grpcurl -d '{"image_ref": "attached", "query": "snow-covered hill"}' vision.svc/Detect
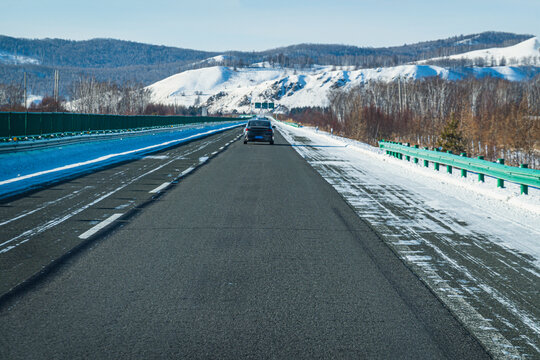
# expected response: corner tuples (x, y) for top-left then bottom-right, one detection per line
(419, 37), (540, 66)
(147, 63), (540, 113)
(147, 37), (540, 114)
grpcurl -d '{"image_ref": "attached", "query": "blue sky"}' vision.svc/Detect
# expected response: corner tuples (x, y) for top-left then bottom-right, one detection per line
(1, 0), (539, 51)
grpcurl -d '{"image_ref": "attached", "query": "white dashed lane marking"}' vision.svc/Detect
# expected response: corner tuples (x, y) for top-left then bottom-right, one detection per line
(79, 213), (123, 240)
(149, 182), (171, 194)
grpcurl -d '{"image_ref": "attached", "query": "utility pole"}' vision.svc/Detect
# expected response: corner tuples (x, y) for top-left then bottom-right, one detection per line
(23, 72), (27, 109)
(54, 70), (59, 103)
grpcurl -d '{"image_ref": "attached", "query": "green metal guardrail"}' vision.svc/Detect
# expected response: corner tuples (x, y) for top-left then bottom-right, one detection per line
(0, 112), (241, 139)
(275, 119), (300, 128)
(378, 140), (540, 195)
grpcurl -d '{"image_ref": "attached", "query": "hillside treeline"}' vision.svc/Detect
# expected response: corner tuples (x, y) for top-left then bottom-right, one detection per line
(0, 36), (214, 68)
(2, 32), (528, 70)
(256, 32), (533, 69)
(69, 77), (150, 114)
(0, 77), (203, 116)
(1, 32), (532, 97)
(291, 76), (540, 168)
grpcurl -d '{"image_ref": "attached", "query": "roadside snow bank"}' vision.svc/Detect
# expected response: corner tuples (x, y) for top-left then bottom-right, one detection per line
(276, 122), (540, 263)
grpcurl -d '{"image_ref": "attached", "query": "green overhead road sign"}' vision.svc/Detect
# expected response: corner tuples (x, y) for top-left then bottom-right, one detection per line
(254, 102), (275, 110)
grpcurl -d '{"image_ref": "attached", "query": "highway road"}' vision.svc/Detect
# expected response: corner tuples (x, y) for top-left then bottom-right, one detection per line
(0, 129), (490, 359)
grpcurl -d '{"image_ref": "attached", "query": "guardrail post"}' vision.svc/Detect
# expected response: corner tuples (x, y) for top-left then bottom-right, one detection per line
(446, 151), (453, 173)
(434, 148), (440, 171)
(405, 143), (411, 161)
(460, 153), (467, 177)
(497, 158), (505, 188)
(477, 156), (485, 182)
(381, 140), (388, 155)
(423, 147), (429, 167)
(414, 145), (419, 164)
(520, 164), (529, 195)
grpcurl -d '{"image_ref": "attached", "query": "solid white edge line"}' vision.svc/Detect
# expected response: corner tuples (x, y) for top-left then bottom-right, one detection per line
(149, 182), (171, 194)
(0, 123), (242, 186)
(79, 213), (123, 240)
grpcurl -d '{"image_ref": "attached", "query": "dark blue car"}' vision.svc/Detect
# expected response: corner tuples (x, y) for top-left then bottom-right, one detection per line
(243, 119), (274, 145)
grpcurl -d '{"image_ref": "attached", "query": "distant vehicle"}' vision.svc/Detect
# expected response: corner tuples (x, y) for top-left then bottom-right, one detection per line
(243, 118), (274, 145)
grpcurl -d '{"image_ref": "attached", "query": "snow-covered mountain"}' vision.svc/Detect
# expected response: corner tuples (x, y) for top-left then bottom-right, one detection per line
(419, 37), (540, 66)
(147, 38), (540, 114)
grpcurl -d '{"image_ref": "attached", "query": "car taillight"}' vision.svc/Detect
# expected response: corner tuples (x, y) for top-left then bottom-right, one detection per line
(245, 128), (249, 131)
(267, 129), (273, 132)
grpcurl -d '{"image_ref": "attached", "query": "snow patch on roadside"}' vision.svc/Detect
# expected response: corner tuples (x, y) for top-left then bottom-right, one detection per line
(275, 121), (540, 358)
(276, 122), (540, 264)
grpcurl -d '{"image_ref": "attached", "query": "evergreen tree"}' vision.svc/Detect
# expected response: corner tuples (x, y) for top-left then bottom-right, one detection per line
(437, 114), (466, 153)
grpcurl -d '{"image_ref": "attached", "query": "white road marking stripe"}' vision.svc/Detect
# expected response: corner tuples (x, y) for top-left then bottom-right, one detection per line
(0, 186), (91, 228)
(211, 151), (218, 155)
(0, 158), (178, 250)
(181, 166), (195, 177)
(149, 182), (170, 194)
(0, 128), (239, 252)
(78, 213), (123, 239)
(143, 155), (169, 160)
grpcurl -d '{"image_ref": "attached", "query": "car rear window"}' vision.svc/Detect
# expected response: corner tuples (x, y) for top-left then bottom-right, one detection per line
(248, 120), (271, 127)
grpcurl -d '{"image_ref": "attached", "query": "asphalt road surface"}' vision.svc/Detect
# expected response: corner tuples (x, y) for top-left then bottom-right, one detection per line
(0, 128), (240, 297)
(0, 130), (490, 359)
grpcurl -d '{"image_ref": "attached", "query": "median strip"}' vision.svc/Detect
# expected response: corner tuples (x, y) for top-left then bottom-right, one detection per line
(79, 213), (123, 240)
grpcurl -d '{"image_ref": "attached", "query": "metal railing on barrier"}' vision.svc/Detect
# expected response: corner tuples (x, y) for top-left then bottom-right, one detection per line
(0, 112), (241, 140)
(378, 140), (540, 195)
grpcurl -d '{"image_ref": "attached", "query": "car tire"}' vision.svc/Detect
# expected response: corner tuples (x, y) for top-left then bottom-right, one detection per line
(270, 140), (274, 145)
(244, 140), (247, 144)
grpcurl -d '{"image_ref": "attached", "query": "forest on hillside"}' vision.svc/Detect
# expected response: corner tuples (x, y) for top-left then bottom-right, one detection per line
(290, 75), (540, 168)
(0, 32), (533, 97)
(0, 76), (201, 116)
